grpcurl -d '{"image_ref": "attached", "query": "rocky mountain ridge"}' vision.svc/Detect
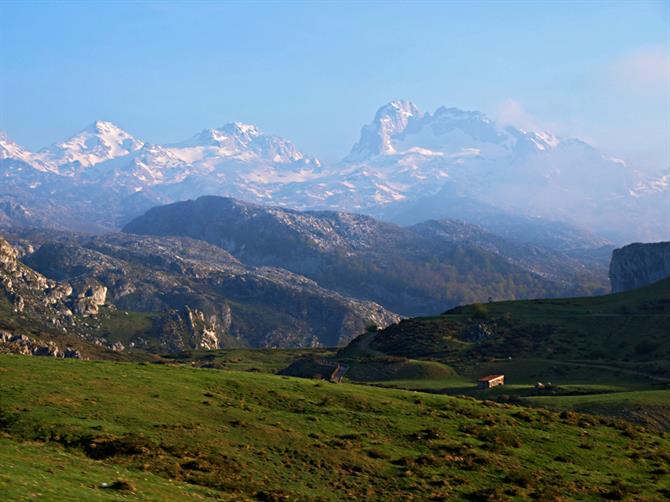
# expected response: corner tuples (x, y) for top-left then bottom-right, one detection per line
(123, 196), (609, 316)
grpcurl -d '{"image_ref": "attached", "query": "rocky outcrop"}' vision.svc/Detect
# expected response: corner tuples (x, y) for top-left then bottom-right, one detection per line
(184, 306), (221, 351)
(609, 241), (670, 293)
(0, 236), (74, 320)
(157, 307), (224, 353)
(0, 330), (83, 359)
(71, 279), (107, 316)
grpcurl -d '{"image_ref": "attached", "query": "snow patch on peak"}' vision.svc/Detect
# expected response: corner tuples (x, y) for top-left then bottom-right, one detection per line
(527, 131), (560, 151)
(607, 157), (627, 167)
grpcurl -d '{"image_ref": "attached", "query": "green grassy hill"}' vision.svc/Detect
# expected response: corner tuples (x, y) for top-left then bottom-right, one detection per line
(366, 276), (670, 365)
(278, 278), (669, 430)
(1, 355), (669, 501)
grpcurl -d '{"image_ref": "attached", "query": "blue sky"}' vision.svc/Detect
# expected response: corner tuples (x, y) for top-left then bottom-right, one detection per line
(1, 1), (668, 168)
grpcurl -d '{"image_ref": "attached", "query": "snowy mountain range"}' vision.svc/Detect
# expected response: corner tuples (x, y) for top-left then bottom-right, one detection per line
(0, 100), (667, 245)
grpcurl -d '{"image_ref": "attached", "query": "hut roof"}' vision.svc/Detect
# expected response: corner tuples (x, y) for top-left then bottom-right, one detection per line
(478, 374), (504, 382)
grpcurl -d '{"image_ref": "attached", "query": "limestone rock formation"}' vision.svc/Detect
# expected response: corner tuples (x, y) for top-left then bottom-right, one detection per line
(0, 236), (74, 320)
(0, 330), (83, 359)
(71, 279), (108, 316)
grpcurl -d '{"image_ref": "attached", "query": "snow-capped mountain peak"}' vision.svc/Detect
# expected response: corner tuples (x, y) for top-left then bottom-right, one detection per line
(40, 120), (144, 171)
(1, 103), (665, 243)
(0, 132), (31, 161)
(188, 122), (261, 147)
(346, 101), (563, 162)
(222, 122), (262, 138)
(374, 100), (422, 124)
(88, 119), (124, 132)
(0, 132), (59, 173)
(178, 122), (318, 166)
(348, 100), (422, 159)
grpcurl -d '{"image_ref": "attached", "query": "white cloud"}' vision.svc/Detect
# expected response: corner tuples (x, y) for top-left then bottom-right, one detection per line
(610, 46), (670, 94)
(493, 99), (593, 145)
(494, 99), (566, 135)
(494, 98), (541, 131)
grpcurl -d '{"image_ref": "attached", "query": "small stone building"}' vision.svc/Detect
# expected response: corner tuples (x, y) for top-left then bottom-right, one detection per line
(477, 374), (505, 389)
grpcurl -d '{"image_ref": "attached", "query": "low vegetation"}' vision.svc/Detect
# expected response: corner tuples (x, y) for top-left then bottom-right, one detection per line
(1, 356), (669, 500)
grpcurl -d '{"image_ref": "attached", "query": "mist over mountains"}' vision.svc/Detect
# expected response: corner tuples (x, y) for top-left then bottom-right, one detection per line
(1, 101), (667, 245)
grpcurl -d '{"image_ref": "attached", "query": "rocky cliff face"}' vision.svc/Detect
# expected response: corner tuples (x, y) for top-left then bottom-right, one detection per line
(610, 241), (670, 293)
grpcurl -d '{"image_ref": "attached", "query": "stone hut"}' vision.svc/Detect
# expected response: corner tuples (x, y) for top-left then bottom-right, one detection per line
(477, 374), (505, 389)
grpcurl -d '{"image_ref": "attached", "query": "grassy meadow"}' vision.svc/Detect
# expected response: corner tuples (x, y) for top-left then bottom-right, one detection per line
(1, 355), (670, 501)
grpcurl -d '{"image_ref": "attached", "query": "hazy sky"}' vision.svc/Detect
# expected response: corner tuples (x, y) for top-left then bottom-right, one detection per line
(1, 1), (668, 168)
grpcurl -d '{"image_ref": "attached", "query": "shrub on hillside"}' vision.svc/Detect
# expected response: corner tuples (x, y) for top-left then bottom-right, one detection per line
(471, 303), (489, 319)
